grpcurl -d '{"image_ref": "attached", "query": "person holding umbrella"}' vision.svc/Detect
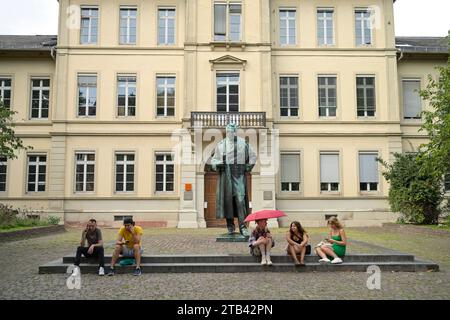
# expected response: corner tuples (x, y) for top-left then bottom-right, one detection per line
(248, 219), (274, 265)
(245, 209), (287, 265)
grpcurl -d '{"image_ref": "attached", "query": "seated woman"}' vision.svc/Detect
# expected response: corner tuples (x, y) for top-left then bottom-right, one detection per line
(315, 217), (347, 264)
(286, 221), (309, 266)
(248, 219), (275, 265)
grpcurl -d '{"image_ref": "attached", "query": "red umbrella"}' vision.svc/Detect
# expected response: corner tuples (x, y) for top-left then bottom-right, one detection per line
(244, 209), (287, 222)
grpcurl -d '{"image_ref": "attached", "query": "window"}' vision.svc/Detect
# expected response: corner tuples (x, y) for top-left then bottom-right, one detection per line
(0, 78), (11, 109)
(77, 75), (97, 117)
(356, 76), (376, 117)
(281, 154), (300, 192)
(317, 9), (334, 46)
(80, 7), (98, 44)
(0, 156), (6, 192)
(214, 2), (241, 41)
(279, 9), (296, 45)
(445, 169), (450, 192)
(318, 76), (337, 117)
(320, 153), (339, 192)
(120, 7), (137, 44)
(359, 152), (379, 191)
(217, 73), (239, 112)
(402, 80), (422, 119)
(115, 153), (135, 192)
(155, 153), (174, 192)
(280, 76), (299, 117)
(27, 155), (46, 192)
(156, 76), (175, 117)
(30, 79), (50, 119)
(117, 75), (136, 117)
(158, 8), (176, 45)
(75, 153), (95, 192)
(355, 9), (372, 46)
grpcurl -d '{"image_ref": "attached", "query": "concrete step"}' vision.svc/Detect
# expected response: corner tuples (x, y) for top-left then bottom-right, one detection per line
(39, 259), (439, 274)
(62, 253), (415, 264)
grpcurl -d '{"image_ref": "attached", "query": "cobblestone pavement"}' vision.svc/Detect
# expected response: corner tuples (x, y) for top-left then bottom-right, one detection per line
(0, 227), (449, 300)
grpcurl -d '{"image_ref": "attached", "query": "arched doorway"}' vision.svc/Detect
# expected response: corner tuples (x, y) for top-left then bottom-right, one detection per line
(204, 164), (252, 227)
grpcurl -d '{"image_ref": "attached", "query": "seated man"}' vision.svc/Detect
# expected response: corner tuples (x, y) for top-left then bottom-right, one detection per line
(73, 219), (105, 276)
(108, 217), (143, 276)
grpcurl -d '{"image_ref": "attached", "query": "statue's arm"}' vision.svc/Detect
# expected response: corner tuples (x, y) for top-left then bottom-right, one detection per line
(211, 144), (223, 172)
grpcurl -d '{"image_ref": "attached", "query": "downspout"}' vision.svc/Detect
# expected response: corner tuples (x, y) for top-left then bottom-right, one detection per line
(397, 48), (404, 62)
(50, 46), (56, 61)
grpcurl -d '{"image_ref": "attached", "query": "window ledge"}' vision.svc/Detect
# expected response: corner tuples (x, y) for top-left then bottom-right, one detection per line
(210, 41), (246, 49)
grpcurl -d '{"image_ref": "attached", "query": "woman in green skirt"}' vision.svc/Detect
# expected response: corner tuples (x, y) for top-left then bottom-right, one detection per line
(315, 217), (347, 264)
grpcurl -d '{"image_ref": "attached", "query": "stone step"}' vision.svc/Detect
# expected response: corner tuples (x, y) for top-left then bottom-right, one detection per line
(39, 259), (439, 274)
(62, 254), (415, 264)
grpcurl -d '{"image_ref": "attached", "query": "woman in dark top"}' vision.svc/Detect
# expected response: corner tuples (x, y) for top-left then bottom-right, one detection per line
(286, 221), (309, 266)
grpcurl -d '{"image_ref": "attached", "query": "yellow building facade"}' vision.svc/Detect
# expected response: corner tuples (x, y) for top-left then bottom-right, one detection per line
(0, 0), (447, 227)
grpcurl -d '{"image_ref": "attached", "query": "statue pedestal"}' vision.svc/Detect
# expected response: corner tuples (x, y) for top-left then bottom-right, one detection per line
(216, 232), (249, 242)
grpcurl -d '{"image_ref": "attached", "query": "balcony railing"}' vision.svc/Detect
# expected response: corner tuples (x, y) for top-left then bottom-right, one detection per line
(191, 112), (266, 128)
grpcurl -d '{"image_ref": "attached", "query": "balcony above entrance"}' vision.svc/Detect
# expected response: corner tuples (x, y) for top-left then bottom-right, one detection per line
(191, 112), (266, 128)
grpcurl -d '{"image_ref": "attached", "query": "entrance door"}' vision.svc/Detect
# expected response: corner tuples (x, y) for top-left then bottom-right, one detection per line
(204, 171), (252, 228)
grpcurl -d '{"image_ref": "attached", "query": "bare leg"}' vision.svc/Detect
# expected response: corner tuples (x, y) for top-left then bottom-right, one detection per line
(299, 245), (306, 264)
(110, 244), (122, 268)
(320, 246), (338, 259)
(133, 244), (141, 268)
(315, 247), (328, 259)
(265, 238), (273, 265)
(288, 244), (301, 264)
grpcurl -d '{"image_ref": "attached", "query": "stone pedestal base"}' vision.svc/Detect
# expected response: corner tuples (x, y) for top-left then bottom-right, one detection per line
(216, 232), (249, 242)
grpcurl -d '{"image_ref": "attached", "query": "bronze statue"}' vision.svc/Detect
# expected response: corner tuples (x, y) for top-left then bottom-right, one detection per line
(211, 123), (256, 236)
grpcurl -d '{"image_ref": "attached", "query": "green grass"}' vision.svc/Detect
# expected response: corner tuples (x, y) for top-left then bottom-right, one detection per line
(0, 225), (52, 233)
(0, 218), (54, 232)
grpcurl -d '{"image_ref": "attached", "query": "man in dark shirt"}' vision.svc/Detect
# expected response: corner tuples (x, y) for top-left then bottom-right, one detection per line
(73, 219), (105, 276)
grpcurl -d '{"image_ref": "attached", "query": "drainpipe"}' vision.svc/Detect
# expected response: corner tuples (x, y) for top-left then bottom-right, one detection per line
(50, 46), (56, 61)
(397, 48), (404, 62)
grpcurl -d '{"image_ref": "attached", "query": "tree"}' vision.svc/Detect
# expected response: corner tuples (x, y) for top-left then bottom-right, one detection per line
(0, 100), (31, 159)
(378, 153), (443, 224)
(418, 49), (450, 181)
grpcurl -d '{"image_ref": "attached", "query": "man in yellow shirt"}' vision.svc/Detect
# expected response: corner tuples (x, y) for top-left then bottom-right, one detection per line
(108, 218), (143, 276)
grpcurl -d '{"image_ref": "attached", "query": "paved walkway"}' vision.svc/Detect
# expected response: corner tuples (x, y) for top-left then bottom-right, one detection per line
(0, 227), (449, 299)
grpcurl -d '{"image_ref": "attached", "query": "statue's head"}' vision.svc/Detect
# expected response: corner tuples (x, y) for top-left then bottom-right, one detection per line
(226, 123), (238, 137)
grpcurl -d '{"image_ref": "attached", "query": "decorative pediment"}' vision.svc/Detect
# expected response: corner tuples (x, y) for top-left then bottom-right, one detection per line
(209, 55), (247, 70)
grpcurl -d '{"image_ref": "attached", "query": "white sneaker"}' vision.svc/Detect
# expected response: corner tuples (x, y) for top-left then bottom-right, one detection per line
(71, 266), (80, 276)
(98, 267), (105, 276)
(318, 258), (331, 264)
(331, 257), (343, 264)
(261, 256), (267, 265)
(266, 256), (273, 266)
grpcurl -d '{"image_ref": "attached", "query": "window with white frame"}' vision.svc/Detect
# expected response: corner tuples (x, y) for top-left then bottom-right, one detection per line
(281, 153), (300, 192)
(0, 78), (12, 109)
(115, 153), (135, 192)
(77, 75), (97, 117)
(279, 9), (296, 45)
(402, 79), (422, 119)
(217, 73), (239, 112)
(120, 7), (137, 44)
(318, 76), (337, 117)
(155, 153), (174, 192)
(30, 79), (50, 119)
(317, 9), (334, 46)
(445, 169), (450, 192)
(75, 153), (95, 192)
(355, 9), (372, 46)
(214, 2), (241, 42)
(80, 7), (98, 44)
(156, 76), (175, 117)
(117, 75), (136, 117)
(359, 152), (379, 191)
(27, 155), (46, 192)
(320, 153), (339, 192)
(356, 76), (376, 117)
(0, 156), (7, 192)
(280, 76), (299, 117)
(158, 8), (176, 45)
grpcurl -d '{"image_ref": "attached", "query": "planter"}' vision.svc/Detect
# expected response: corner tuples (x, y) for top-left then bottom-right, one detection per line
(0, 225), (66, 241)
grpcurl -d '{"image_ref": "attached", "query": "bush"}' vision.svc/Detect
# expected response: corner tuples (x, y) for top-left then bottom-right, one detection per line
(378, 153), (444, 225)
(0, 204), (53, 229)
(46, 216), (61, 225)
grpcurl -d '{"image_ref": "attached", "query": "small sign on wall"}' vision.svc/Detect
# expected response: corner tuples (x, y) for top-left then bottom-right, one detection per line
(204, 202), (208, 209)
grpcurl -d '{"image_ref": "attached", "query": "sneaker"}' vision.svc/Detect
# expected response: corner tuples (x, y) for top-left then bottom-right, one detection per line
(133, 267), (142, 276)
(331, 257), (343, 264)
(98, 267), (105, 276)
(260, 256), (267, 265)
(107, 267), (115, 276)
(318, 258), (331, 264)
(71, 266), (80, 276)
(266, 257), (273, 266)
